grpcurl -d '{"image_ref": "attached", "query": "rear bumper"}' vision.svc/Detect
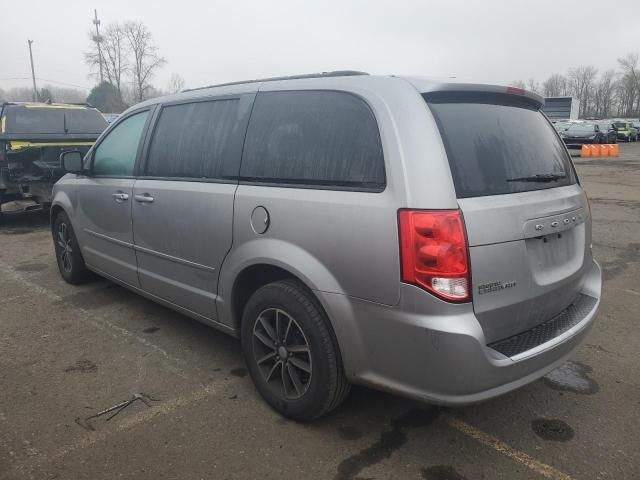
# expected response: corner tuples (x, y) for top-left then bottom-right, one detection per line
(318, 259), (601, 406)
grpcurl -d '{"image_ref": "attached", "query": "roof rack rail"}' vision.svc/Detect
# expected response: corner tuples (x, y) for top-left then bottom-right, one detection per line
(184, 70), (369, 93)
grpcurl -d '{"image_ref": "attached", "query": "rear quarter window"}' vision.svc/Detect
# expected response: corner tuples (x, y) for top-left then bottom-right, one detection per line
(240, 90), (385, 191)
(424, 92), (577, 198)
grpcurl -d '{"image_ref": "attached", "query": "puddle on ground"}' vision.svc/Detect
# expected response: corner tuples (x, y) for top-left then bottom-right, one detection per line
(334, 408), (440, 480)
(338, 425), (363, 441)
(531, 418), (574, 442)
(230, 367), (247, 377)
(14, 263), (48, 272)
(543, 361), (599, 394)
(0, 228), (34, 235)
(64, 359), (98, 373)
(421, 465), (467, 480)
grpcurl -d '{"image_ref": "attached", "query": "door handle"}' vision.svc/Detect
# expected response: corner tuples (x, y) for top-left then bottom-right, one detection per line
(112, 192), (129, 202)
(134, 194), (154, 203)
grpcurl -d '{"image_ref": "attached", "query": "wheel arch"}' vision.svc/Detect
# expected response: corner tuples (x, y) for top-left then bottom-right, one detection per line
(49, 192), (74, 229)
(218, 239), (347, 330)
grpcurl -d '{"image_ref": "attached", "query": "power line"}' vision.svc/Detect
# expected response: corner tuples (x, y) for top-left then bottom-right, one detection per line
(0, 77), (91, 90)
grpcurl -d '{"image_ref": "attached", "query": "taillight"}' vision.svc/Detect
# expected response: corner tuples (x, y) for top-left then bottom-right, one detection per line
(398, 209), (471, 302)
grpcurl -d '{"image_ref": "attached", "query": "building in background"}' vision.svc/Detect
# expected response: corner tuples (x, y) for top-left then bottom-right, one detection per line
(542, 96), (580, 120)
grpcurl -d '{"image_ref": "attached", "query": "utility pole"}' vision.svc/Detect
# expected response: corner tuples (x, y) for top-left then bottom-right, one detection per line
(93, 9), (104, 83)
(27, 40), (38, 102)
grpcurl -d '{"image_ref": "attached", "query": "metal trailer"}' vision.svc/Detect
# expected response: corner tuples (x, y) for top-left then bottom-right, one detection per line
(542, 96), (580, 120)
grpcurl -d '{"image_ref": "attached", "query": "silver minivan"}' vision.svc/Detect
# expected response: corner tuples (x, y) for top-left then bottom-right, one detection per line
(52, 72), (601, 420)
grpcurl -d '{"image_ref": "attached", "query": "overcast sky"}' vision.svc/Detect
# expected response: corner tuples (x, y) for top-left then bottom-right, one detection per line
(2, 0), (639, 93)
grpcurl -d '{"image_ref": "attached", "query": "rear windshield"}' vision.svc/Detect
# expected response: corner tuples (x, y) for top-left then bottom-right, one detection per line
(567, 124), (595, 132)
(2, 105), (108, 135)
(424, 92), (576, 198)
(613, 122), (628, 128)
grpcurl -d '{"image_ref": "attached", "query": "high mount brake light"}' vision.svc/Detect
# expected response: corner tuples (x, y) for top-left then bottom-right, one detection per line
(398, 209), (471, 302)
(506, 87), (526, 96)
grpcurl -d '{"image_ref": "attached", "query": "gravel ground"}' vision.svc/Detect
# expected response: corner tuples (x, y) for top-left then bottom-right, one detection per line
(1, 144), (639, 480)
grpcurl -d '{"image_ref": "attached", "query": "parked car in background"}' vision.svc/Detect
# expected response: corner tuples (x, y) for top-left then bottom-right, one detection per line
(0, 102), (108, 217)
(594, 122), (618, 143)
(52, 73), (601, 420)
(552, 120), (570, 133)
(559, 122), (608, 147)
(102, 113), (120, 124)
(613, 121), (638, 142)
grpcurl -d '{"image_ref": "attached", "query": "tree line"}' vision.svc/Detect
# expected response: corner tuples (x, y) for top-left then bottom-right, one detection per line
(84, 20), (184, 112)
(512, 53), (640, 119)
(0, 20), (183, 113)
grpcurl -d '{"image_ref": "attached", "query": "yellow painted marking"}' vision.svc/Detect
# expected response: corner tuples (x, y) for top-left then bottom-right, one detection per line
(23, 103), (86, 109)
(8, 141), (95, 151)
(447, 417), (574, 480)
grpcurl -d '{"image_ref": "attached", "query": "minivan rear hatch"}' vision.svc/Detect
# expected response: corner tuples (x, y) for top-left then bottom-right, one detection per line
(424, 91), (592, 345)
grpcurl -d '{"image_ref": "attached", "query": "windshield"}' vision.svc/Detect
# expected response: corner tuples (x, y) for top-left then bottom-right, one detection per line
(613, 122), (628, 129)
(424, 92), (576, 198)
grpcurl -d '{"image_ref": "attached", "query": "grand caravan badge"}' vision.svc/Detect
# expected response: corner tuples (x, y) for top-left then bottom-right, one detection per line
(478, 280), (517, 295)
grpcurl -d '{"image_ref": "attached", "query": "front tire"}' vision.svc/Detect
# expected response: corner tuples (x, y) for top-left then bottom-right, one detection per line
(52, 211), (92, 284)
(241, 280), (350, 421)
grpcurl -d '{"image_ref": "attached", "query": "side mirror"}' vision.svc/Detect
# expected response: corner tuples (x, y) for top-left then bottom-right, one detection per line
(60, 150), (84, 174)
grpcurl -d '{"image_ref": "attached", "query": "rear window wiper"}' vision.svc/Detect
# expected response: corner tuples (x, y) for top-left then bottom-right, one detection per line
(506, 173), (567, 183)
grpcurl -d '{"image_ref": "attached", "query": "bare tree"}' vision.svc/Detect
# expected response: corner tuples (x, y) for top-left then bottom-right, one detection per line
(102, 23), (128, 94)
(568, 66), (598, 117)
(526, 78), (541, 94)
(85, 22), (129, 94)
(167, 73), (185, 94)
(542, 74), (568, 97)
(592, 70), (618, 118)
(123, 21), (166, 102)
(617, 53), (639, 116)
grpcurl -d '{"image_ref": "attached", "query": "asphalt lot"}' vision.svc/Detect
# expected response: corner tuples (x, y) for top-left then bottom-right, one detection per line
(1, 145), (639, 480)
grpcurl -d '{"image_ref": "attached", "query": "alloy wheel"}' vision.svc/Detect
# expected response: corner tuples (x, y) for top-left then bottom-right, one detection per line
(57, 222), (73, 273)
(252, 308), (312, 400)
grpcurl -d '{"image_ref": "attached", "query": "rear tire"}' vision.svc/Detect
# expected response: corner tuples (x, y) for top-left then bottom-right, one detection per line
(241, 279), (350, 421)
(52, 211), (92, 284)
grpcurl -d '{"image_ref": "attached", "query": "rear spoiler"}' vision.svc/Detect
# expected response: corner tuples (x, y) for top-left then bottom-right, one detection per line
(424, 84), (543, 109)
(401, 78), (544, 109)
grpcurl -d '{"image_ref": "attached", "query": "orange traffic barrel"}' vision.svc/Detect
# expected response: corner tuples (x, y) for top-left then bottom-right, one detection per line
(599, 144), (609, 157)
(581, 145), (591, 157)
(611, 144), (619, 157)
